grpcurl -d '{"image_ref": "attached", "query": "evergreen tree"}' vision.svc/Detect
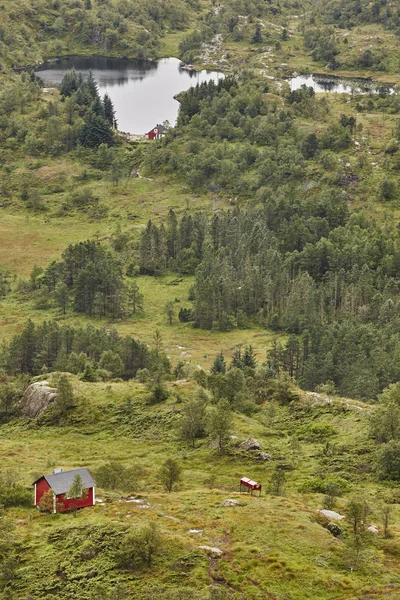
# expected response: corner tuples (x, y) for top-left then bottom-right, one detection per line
(60, 69), (79, 97)
(52, 374), (74, 423)
(80, 112), (114, 148)
(103, 93), (117, 128)
(230, 348), (243, 370)
(126, 282), (144, 315)
(211, 352), (226, 374)
(86, 70), (99, 100)
(243, 345), (257, 369)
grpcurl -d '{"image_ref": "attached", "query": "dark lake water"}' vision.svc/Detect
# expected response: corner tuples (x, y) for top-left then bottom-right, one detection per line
(35, 56), (224, 134)
(289, 74), (395, 95)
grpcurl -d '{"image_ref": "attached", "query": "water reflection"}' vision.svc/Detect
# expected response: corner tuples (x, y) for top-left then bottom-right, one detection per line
(288, 74), (394, 95)
(36, 57), (223, 133)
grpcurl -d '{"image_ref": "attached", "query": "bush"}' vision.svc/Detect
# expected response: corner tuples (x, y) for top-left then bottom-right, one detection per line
(116, 522), (162, 569)
(147, 383), (169, 405)
(0, 485), (32, 508)
(376, 440), (400, 480)
(94, 462), (144, 491)
(379, 178), (397, 201)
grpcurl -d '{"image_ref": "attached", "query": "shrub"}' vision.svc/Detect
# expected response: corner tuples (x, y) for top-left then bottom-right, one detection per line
(0, 485), (32, 508)
(379, 178), (397, 201)
(116, 522), (162, 569)
(376, 440), (400, 480)
(94, 462), (144, 491)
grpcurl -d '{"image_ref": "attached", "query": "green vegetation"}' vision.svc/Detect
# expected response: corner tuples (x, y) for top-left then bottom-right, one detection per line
(4, 0), (400, 598)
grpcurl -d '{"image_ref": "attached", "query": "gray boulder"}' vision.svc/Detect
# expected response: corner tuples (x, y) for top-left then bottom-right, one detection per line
(20, 381), (57, 418)
(258, 452), (273, 461)
(239, 438), (262, 451)
(221, 499), (240, 507)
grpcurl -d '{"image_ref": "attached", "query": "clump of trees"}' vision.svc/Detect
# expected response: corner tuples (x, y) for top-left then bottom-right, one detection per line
(29, 239), (143, 319)
(1, 319), (153, 379)
(95, 462), (145, 492)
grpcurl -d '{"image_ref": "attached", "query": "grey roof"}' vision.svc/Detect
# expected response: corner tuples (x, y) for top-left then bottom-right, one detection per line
(34, 468), (95, 495)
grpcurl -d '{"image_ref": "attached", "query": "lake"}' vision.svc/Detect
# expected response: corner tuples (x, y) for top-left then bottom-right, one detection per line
(35, 56), (224, 134)
(289, 74), (395, 95)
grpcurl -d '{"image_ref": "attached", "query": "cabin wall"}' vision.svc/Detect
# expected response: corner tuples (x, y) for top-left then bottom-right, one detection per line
(35, 478), (51, 507)
(56, 487), (94, 512)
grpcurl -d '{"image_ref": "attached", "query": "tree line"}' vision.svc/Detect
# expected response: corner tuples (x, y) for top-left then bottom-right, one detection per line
(1, 319), (153, 379)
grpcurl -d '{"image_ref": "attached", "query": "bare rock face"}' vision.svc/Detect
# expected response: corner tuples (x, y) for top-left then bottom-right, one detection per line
(319, 509), (344, 521)
(20, 381), (57, 418)
(238, 438), (262, 451)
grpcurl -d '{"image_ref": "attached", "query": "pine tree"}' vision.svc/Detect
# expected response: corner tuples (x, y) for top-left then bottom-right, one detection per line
(103, 93), (117, 128)
(126, 281), (144, 315)
(19, 319), (37, 374)
(80, 112), (114, 148)
(243, 345), (257, 369)
(86, 70), (99, 100)
(60, 69), (79, 97)
(211, 351), (226, 374)
(52, 374), (74, 423)
(230, 348), (243, 370)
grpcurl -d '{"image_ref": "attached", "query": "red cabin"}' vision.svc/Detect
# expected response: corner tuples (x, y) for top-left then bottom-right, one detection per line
(240, 477), (262, 496)
(33, 468), (96, 513)
(146, 124), (167, 140)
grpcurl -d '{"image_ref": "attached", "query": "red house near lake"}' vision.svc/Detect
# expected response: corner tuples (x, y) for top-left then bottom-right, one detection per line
(33, 468), (96, 513)
(146, 124), (167, 140)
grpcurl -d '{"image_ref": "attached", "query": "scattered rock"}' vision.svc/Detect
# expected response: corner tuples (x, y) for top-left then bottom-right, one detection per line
(208, 438), (221, 449)
(368, 524), (379, 534)
(319, 509), (344, 521)
(239, 438), (262, 451)
(326, 522), (342, 537)
(221, 499), (240, 507)
(188, 529), (203, 535)
(199, 545), (223, 557)
(160, 513), (181, 522)
(258, 452), (273, 461)
(120, 497), (150, 508)
(20, 381), (57, 418)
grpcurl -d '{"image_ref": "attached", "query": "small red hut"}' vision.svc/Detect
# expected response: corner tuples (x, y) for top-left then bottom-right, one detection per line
(33, 468), (96, 513)
(146, 124), (167, 140)
(240, 477), (262, 496)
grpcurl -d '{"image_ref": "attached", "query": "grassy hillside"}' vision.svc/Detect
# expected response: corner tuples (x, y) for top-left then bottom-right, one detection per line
(3, 375), (400, 600)
(3, 0), (400, 599)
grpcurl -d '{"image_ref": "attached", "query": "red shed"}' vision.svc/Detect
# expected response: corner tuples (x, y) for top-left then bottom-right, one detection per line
(33, 468), (96, 513)
(240, 477), (262, 496)
(146, 124), (167, 140)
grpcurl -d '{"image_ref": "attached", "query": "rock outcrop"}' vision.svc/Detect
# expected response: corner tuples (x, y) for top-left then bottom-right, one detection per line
(319, 509), (344, 521)
(238, 438), (262, 451)
(20, 381), (57, 418)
